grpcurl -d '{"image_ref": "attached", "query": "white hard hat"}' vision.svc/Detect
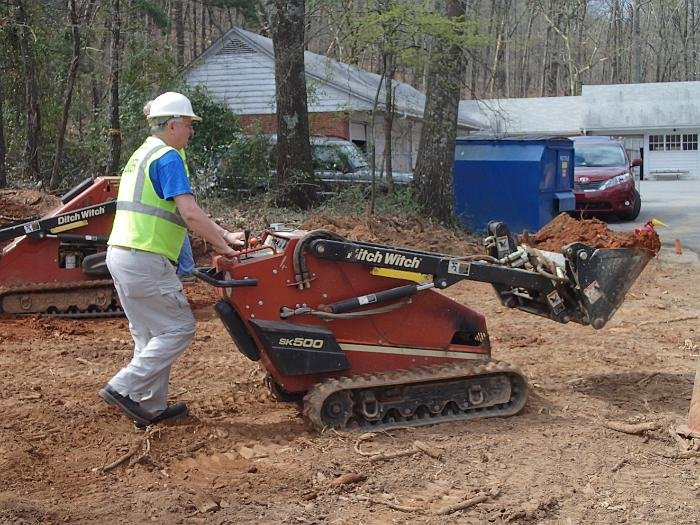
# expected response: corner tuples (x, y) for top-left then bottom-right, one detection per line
(147, 92), (202, 122)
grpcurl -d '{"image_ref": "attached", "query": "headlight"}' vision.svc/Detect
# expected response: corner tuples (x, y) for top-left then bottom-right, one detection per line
(599, 172), (632, 190)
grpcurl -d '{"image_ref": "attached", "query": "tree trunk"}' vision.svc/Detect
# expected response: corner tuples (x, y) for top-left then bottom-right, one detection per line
(610, 0), (622, 84)
(575, 0), (588, 88)
(271, 0), (315, 208)
(201, 2), (206, 55)
(546, 3), (561, 95)
(49, 0), (82, 190)
(539, 3), (552, 96)
(631, 0), (641, 83)
(15, 0), (41, 182)
(691, 0), (697, 80)
(368, 70), (385, 215)
(683, 0), (690, 79)
(206, 5), (224, 39)
(383, 51), (396, 191)
(487, 0), (507, 97)
(174, 0), (185, 68)
(105, 0), (121, 177)
(0, 77), (6, 188)
(519, 4), (535, 97)
(413, 0), (465, 225)
(192, 0), (198, 59)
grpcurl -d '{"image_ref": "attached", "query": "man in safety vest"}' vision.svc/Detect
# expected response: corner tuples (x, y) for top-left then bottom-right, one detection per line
(143, 98), (196, 282)
(99, 91), (244, 428)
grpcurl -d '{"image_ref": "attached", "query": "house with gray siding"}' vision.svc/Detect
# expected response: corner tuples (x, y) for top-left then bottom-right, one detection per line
(184, 26), (483, 174)
(460, 81), (700, 179)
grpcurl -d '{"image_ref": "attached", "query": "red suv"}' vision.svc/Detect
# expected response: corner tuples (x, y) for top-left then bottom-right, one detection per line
(571, 136), (642, 221)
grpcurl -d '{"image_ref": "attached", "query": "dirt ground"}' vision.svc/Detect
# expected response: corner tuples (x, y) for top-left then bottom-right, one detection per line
(1, 203), (699, 524)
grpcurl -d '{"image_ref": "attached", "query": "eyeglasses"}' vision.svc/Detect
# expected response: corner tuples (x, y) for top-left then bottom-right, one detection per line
(157, 118), (194, 130)
(171, 118), (194, 130)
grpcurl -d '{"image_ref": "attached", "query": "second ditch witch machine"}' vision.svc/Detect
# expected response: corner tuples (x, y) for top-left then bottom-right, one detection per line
(0, 177), (121, 317)
(195, 223), (652, 432)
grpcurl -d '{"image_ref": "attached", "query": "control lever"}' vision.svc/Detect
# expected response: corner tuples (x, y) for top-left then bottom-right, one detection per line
(244, 229), (251, 250)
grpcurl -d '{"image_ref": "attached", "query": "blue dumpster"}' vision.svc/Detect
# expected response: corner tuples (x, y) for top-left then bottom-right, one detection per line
(453, 136), (575, 233)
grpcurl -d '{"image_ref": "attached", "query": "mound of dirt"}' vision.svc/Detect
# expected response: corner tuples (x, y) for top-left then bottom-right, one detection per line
(192, 213), (485, 264)
(526, 213), (661, 255)
(198, 212), (660, 264)
(300, 213), (482, 255)
(0, 189), (61, 225)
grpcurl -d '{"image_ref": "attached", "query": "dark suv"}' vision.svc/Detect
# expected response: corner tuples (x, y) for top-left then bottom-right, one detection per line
(202, 135), (412, 197)
(306, 136), (413, 188)
(571, 136), (642, 221)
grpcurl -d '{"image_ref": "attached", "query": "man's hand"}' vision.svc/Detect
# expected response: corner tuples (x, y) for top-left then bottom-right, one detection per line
(224, 231), (246, 247)
(174, 193), (242, 256)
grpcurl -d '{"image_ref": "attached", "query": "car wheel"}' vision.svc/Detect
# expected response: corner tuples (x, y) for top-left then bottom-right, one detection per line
(617, 189), (641, 221)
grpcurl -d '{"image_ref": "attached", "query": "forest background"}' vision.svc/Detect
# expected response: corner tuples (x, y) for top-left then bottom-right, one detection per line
(0, 0), (698, 197)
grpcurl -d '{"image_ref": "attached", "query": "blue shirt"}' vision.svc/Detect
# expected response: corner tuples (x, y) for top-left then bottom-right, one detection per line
(149, 149), (192, 200)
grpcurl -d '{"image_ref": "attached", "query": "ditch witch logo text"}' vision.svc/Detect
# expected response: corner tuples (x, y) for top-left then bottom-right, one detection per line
(347, 247), (422, 269)
(57, 205), (107, 225)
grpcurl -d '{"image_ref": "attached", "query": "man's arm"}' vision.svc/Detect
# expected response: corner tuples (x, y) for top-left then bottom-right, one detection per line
(173, 193), (243, 256)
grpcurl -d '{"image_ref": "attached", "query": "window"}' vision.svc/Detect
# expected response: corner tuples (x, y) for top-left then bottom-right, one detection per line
(648, 133), (699, 151)
(667, 134), (681, 151)
(649, 135), (664, 151)
(574, 143), (626, 167)
(683, 134), (698, 151)
(312, 145), (348, 172)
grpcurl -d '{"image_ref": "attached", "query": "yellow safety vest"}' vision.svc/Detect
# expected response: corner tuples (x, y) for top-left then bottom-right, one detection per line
(109, 136), (188, 261)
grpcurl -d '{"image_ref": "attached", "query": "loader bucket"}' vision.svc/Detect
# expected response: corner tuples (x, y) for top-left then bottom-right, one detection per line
(563, 242), (653, 329)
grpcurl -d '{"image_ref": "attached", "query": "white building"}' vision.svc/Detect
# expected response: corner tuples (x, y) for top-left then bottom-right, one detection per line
(460, 81), (700, 179)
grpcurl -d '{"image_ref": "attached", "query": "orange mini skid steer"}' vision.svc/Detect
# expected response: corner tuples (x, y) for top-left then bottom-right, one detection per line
(0, 177), (121, 317)
(195, 223), (652, 431)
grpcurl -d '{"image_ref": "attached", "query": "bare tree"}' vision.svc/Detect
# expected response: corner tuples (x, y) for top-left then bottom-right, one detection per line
(0, 76), (6, 189)
(271, 0), (316, 208)
(377, 0), (399, 193)
(201, 2), (207, 54)
(413, 0), (465, 224)
(105, 0), (121, 177)
(50, 0), (94, 190)
(14, 0), (41, 182)
(174, 0), (185, 67)
(535, 0), (607, 96)
(691, 0), (698, 80)
(486, 0), (508, 97)
(631, 0), (642, 83)
(518, 3), (536, 97)
(383, 51), (396, 191)
(607, 0), (623, 83)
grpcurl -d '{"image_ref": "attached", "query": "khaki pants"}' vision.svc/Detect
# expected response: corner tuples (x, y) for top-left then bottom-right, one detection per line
(105, 245), (196, 416)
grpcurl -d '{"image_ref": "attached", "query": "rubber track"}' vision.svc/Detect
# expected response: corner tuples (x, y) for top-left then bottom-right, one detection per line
(0, 279), (123, 318)
(302, 360), (527, 432)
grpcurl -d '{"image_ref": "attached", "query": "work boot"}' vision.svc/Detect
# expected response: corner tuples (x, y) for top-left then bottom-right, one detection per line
(98, 384), (152, 427)
(133, 401), (188, 431)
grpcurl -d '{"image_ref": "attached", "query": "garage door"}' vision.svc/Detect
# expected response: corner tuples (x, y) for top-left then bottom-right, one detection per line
(646, 133), (699, 179)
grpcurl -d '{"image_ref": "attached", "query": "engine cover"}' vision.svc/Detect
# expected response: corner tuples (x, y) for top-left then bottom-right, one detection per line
(249, 319), (350, 375)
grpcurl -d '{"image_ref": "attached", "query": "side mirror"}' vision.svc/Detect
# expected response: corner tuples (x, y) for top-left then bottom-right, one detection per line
(631, 158), (643, 167)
